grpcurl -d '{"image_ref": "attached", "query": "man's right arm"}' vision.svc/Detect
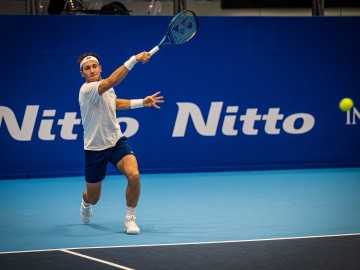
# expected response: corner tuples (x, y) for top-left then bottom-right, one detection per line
(98, 65), (129, 95)
(98, 51), (151, 95)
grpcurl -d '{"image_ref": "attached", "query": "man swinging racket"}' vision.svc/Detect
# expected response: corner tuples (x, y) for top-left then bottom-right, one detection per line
(78, 51), (164, 234)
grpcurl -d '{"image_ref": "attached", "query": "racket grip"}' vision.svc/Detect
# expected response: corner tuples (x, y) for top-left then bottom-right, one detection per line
(149, 46), (159, 56)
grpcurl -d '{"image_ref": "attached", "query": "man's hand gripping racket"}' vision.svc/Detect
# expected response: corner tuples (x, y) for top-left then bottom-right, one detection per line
(149, 10), (199, 56)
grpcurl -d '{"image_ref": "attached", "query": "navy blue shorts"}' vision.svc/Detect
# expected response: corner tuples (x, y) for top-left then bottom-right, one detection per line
(84, 136), (134, 183)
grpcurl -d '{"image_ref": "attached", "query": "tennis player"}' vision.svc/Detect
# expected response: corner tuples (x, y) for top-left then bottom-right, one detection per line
(78, 52), (164, 234)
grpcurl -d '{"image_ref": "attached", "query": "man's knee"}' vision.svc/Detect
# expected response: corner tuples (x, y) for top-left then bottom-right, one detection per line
(127, 170), (140, 186)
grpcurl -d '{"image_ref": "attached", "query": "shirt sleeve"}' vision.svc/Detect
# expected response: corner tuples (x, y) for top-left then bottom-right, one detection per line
(80, 81), (101, 105)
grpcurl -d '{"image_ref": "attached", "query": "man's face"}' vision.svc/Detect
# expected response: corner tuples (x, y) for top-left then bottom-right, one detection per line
(80, 60), (102, 82)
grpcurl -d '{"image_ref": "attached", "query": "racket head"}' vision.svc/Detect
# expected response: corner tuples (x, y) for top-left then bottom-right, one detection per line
(167, 10), (198, 45)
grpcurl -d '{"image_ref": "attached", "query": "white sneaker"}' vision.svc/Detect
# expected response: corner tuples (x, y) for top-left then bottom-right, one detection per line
(80, 200), (92, 224)
(124, 216), (140, 235)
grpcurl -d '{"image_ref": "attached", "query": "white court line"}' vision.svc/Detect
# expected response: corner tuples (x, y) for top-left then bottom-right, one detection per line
(60, 249), (135, 270)
(64, 232), (360, 251)
(1, 232), (360, 254)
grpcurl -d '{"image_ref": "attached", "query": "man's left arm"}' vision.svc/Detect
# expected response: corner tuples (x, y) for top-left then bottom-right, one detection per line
(116, 99), (131, 110)
(116, 91), (164, 110)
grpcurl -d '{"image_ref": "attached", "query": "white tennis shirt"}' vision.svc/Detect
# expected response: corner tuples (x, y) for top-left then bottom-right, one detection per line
(79, 81), (122, 151)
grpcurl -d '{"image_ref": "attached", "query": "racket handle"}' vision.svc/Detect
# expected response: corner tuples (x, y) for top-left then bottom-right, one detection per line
(149, 46), (159, 56)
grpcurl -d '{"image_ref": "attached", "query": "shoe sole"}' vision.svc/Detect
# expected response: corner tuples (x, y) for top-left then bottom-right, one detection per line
(124, 228), (140, 235)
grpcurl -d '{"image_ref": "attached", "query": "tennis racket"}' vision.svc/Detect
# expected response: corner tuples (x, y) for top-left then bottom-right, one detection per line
(149, 10), (199, 56)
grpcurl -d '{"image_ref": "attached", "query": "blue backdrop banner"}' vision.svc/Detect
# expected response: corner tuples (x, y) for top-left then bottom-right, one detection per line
(0, 15), (359, 179)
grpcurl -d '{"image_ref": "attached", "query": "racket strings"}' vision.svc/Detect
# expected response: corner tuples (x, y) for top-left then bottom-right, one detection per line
(169, 12), (198, 44)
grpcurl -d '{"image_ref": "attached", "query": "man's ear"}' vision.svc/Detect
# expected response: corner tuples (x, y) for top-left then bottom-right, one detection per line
(80, 70), (85, 77)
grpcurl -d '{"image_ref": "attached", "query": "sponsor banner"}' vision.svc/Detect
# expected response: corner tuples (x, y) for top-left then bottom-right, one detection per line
(0, 16), (359, 179)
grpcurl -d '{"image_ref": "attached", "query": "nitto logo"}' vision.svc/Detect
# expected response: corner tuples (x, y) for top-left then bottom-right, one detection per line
(172, 102), (315, 137)
(0, 105), (139, 141)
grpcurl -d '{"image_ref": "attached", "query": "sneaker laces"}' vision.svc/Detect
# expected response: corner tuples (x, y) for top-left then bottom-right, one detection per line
(126, 216), (136, 223)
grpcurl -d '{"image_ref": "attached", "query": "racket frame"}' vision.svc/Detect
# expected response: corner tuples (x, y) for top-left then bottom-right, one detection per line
(149, 9), (198, 56)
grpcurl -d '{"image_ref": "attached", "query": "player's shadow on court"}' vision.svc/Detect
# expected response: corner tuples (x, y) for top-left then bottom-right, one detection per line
(86, 223), (117, 232)
(49, 223), (119, 236)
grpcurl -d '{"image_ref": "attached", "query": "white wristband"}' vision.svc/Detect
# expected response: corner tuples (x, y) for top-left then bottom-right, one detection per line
(130, 99), (144, 109)
(124, 55), (138, 71)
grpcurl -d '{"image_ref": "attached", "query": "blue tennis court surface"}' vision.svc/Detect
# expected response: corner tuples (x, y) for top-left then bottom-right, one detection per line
(1, 167), (359, 253)
(0, 168), (360, 269)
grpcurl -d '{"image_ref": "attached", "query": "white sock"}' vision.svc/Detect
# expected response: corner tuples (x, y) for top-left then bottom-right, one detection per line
(82, 198), (90, 207)
(126, 206), (136, 220)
